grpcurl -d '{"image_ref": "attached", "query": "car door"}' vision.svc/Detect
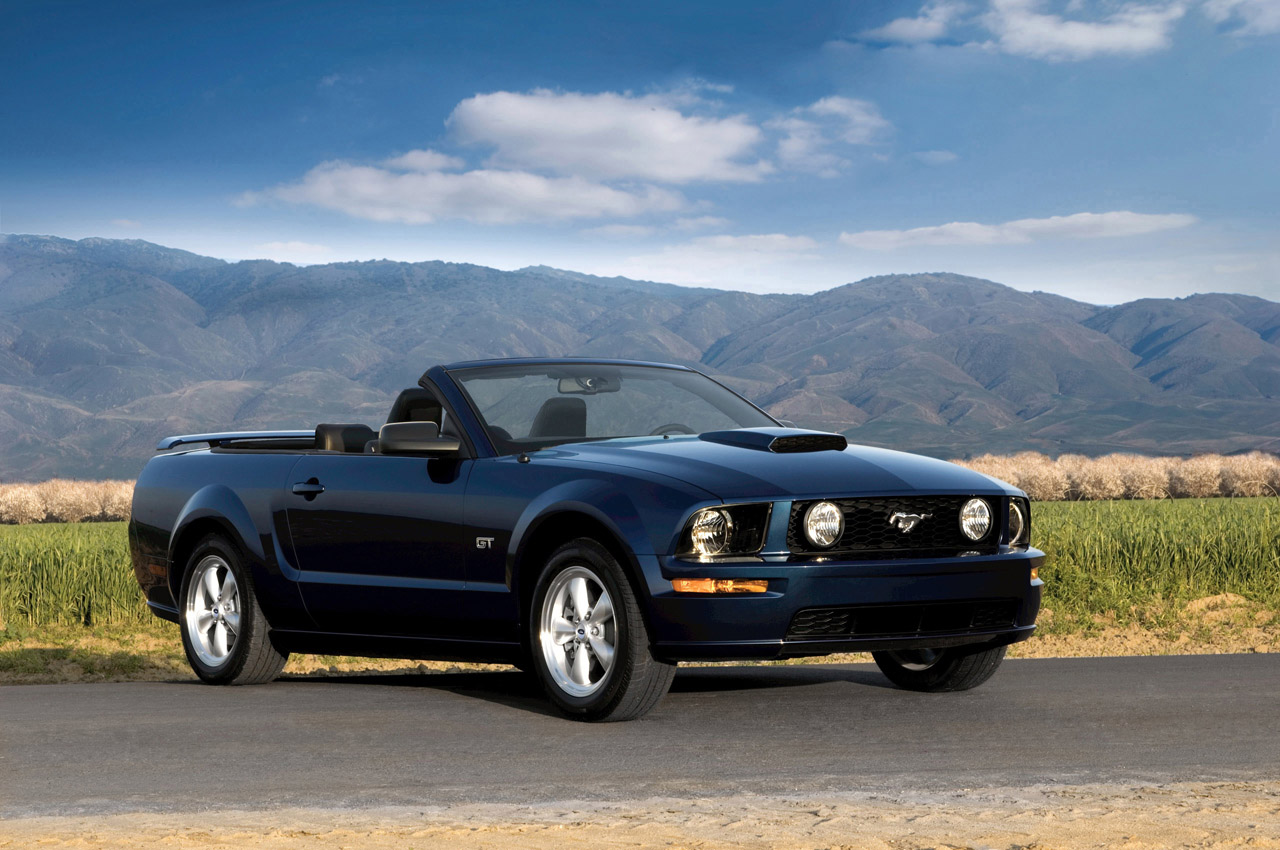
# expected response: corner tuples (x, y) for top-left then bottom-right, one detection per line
(284, 451), (473, 636)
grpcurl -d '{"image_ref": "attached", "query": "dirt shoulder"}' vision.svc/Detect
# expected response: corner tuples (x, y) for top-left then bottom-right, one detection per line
(2, 593), (1277, 685)
(3, 782), (1279, 850)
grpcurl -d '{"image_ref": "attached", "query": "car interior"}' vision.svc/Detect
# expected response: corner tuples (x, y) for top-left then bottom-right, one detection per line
(313, 387), (463, 454)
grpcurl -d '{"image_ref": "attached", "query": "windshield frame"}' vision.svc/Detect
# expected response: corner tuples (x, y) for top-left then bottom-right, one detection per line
(445, 361), (779, 455)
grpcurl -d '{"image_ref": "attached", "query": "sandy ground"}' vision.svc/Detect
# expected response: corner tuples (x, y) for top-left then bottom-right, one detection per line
(2, 782), (1279, 849)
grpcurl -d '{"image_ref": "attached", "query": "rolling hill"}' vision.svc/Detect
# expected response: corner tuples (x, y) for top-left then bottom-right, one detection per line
(1, 233), (1276, 480)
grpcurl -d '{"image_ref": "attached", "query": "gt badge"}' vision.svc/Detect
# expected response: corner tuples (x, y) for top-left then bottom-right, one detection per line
(475, 537), (495, 549)
(888, 512), (931, 533)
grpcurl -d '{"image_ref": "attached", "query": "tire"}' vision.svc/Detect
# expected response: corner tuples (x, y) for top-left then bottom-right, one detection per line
(179, 534), (289, 685)
(872, 644), (1007, 692)
(529, 538), (675, 721)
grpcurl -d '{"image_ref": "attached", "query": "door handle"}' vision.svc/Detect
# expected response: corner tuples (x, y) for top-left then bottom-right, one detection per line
(291, 479), (325, 498)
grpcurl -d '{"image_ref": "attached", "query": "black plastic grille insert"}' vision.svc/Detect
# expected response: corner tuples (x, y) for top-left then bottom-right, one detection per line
(788, 495), (998, 557)
(787, 599), (1020, 639)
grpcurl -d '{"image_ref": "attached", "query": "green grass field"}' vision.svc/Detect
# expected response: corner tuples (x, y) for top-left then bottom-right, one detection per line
(2, 498), (1279, 634)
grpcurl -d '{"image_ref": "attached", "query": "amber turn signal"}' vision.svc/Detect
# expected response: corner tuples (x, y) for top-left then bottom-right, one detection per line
(1030, 566), (1039, 581)
(672, 578), (769, 594)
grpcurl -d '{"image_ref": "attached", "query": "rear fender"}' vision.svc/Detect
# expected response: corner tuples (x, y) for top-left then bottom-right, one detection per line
(168, 485), (309, 629)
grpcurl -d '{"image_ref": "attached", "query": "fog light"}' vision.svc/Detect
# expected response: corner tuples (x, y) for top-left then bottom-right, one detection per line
(803, 501), (844, 549)
(672, 578), (769, 594)
(959, 498), (992, 541)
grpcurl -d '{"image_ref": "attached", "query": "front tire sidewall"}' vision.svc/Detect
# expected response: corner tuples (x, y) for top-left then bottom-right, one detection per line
(529, 540), (637, 719)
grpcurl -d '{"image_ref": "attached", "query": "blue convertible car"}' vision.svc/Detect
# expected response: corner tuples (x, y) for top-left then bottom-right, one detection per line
(130, 358), (1043, 720)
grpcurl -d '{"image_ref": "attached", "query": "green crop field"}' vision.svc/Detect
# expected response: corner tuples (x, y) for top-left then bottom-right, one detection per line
(0, 522), (145, 628)
(2, 499), (1279, 633)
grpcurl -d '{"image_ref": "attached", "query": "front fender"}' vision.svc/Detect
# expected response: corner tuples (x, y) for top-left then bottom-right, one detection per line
(508, 479), (651, 577)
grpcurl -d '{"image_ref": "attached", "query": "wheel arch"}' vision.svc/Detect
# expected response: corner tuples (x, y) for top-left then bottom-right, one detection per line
(513, 508), (656, 642)
(167, 485), (263, 601)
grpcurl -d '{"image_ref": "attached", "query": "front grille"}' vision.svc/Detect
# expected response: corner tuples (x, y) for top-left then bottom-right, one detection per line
(787, 599), (1020, 639)
(788, 496), (998, 557)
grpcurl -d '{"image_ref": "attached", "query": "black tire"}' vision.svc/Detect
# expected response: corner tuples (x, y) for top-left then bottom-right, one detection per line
(178, 534), (288, 685)
(529, 538), (675, 721)
(872, 644), (1007, 692)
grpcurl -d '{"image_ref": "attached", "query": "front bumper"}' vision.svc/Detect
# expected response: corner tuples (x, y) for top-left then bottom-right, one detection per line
(641, 548), (1044, 662)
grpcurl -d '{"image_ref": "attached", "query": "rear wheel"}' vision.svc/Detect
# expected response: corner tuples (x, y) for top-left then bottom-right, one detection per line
(530, 538), (674, 721)
(179, 535), (288, 685)
(872, 644), (1007, 692)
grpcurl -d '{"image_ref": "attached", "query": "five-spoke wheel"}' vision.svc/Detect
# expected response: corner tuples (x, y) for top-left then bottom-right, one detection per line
(539, 566), (616, 697)
(179, 535), (288, 685)
(530, 538), (675, 721)
(184, 554), (242, 668)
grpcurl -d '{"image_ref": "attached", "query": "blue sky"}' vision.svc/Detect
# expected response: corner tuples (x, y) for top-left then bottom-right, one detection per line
(2, 0), (1277, 302)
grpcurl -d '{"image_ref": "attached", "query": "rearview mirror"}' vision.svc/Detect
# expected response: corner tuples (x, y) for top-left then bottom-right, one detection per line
(557, 375), (621, 394)
(378, 421), (461, 456)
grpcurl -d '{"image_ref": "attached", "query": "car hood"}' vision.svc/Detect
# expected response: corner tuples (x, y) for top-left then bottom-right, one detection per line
(543, 429), (1017, 502)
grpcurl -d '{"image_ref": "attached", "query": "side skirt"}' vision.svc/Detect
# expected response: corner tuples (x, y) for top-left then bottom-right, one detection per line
(267, 629), (523, 666)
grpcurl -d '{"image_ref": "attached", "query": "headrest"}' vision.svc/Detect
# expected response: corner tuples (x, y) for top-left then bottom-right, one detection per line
(528, 397), (587, 438)
(387, 388), (442, 425)
(315, 423), (377, 453)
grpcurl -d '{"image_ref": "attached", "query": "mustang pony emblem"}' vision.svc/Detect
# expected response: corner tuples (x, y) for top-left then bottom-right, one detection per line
(888, 512), (931, 533)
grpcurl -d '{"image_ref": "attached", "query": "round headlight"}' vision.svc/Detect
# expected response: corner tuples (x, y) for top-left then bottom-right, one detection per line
(1008, 501), (1026, 544)
(803, 501), (844, 549)
(690, 509), (733, 556)
(960, 498), (992, 541)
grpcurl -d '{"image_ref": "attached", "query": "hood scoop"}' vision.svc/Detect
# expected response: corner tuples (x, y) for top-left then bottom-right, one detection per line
(699, 428), (848, 453)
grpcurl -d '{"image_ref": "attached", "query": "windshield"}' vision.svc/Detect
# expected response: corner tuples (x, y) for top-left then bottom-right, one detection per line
(450, 363), (777, 453)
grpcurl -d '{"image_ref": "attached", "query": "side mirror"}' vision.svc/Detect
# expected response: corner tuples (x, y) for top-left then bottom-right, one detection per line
(378, 421), (461, 456)
(778, 419), (798, 429)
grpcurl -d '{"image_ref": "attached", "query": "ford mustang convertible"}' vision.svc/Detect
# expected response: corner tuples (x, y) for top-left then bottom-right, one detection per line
(130, 358), (1043, 720)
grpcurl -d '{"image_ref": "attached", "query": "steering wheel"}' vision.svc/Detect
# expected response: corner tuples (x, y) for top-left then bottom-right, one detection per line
(649, 422), (696, 436)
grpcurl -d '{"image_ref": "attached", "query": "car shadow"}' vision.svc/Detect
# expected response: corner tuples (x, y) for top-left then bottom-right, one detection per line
(253, 662), (894, 716)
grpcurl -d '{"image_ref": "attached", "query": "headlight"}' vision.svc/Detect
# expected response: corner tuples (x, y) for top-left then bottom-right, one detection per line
(959, 498), (992, 541)
(1008, 499), (1029, 545)
(678, 504), (771, 558)
(803, 501), (844, 549)
(690, 508), (732, 556)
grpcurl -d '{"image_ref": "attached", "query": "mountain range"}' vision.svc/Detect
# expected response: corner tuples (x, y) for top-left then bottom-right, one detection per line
(1, 233), (1276, 480)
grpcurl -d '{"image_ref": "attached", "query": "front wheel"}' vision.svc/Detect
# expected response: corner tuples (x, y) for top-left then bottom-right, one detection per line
(872, 644), (1007, 692)
(530, 538), (674, 721)
(179, 535), (289, 685)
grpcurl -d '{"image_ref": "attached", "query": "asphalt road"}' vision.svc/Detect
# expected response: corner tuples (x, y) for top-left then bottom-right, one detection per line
(3, 655), (1279, 817)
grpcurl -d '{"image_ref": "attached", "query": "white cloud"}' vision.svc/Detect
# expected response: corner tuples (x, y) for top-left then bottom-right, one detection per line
(446, 89), (771, 183)
(111, 218), (142, 228)
(246, 159), (685, 225)
(984, 0), (1187, 61)
(382, 149), (465, 172)
(808, 96), (893, 144)
(1203, 0), (1280, 34)
(674, 216), (731, 231)
(771, 96), (891, 175)
(582, 224), (659, 238)
(862, 1), (968, 42)
(840, 210), (1197, 249)
(255, 241), (334, 264)
(913, 149), (960, 165)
